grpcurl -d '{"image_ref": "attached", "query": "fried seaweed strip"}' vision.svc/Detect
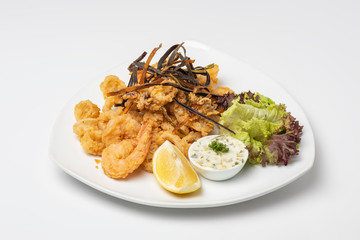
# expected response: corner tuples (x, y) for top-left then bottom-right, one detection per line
(108, 82), (221, 98)
(127, 51), (147, 72)
(173, 98), (235, 134)
(127, 66), (138, 87)
(189, 61), (197, 79)
(167, 42), (184, 66)
(139, 43), (162, 84)
(184, 58), (195, 80)
(157, 44), (180, 70)
(203, 70), (211, 87)
(129, 61), (162, 74)
(172, 68), (201, 86)
(169, 74), (196, 89)
(173, 53), (189, 71)
(127, 43), (211, 93)
(183, 66), (210, 87)
(134, 51), (147, 62)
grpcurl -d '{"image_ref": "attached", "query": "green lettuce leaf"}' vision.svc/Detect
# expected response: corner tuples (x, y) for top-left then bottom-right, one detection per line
(219, 91), (303, 166)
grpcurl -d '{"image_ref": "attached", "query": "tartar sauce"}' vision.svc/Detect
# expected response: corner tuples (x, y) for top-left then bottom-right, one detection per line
(188, 135), (247, 170)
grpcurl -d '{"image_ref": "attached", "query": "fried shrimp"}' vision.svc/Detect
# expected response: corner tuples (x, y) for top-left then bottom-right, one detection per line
(101, 113), (141, 147)
(101, 121), (152, 179)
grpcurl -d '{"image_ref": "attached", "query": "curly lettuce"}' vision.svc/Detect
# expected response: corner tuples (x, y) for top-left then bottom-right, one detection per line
(219, 91), (303, 166)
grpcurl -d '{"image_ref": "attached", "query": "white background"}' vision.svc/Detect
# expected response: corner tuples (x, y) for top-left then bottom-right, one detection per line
(1, 0), (359, 239)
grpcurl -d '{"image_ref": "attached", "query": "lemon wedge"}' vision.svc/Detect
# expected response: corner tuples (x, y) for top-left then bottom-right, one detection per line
(153, 140), (201, 194)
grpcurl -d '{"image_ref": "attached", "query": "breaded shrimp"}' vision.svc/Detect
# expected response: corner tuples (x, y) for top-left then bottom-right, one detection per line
(101, 114), (141, 147)
(101, 121), (152, 179)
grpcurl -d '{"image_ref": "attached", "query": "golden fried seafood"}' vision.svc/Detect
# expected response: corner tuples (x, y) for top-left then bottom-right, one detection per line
(142, 127), (162, 172)
(101, 121), (152, 179)
(102, 113), (141, 147)
(155, 131), (188, 155)
(100, 75), (126, 111)
(168, 101), (215, 136)
(100, 75), (126, 97)
(74, 100), (100, 121)
(79, 130), (105, 156)
(73, 118), (98, 137)
(73, 118), (105, 156)
(130, 80), (179, 112)
(73, 43), (235, 180)
(97, 108), (122, 130)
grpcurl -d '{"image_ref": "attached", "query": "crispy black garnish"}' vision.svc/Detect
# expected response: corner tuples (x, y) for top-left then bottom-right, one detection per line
(157, 43), (181, 70)
(134, 51), (147, 62)
(167, 42), (184, 67)
(113, 43), (215, 96)
(127, 66), (138, 87)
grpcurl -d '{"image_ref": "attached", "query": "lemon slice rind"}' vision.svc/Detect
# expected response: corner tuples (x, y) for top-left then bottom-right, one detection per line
(153, 140), (201, 194)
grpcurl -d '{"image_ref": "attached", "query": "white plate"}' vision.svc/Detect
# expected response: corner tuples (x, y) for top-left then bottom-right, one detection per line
(49, 40), (315, 208)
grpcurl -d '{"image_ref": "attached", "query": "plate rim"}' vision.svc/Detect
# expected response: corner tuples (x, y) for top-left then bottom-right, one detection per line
(49, 40), (315, 208)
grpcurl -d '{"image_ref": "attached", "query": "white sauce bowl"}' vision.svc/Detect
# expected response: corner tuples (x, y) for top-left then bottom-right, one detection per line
(188, 135), (248, 181)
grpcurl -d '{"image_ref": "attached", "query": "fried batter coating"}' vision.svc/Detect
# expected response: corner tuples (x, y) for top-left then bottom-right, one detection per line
(73, 118), (104, 156)
(74, 100), (100, 121)
(188, 118), (214, 136)
(211, 86), (233, 96)
(168, 101), (214, 136)
(155, 131), (188, 156)
(80, 130), (105, 156)
(102, 113), (141, 147)
(182, 131), (202, 144)
(101, 96), (117, 112)
(181, 131), (203, 154)
(73, 118), (99, 137)
(160, 121), (174, 132)
(188, 93), (219, 117)
(101, 121), (152, 179)
(101, 139), (137, 177)
(136, 80), (178, 111)
(208, 64), (219, 84)
(143, 111), (163, 125)
(97, 108), (122, 130)
(141, 127), (162, 173)
(100, 75), (126, 98)
(149, 81), (178, 108)
(100, 75), (126, 111)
